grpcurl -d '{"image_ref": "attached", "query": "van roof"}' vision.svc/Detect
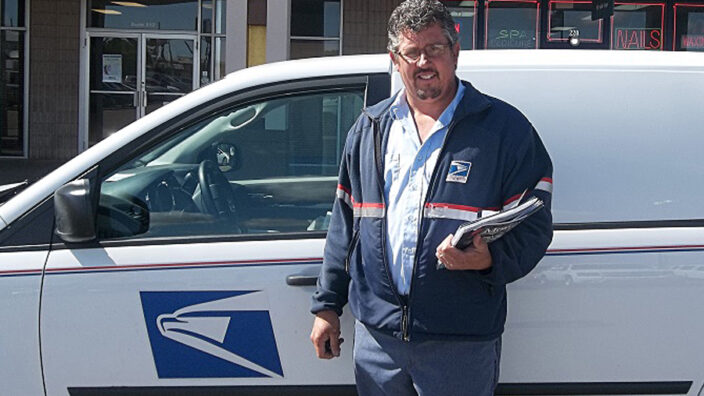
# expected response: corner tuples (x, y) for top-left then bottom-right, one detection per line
(456, 49), (704, 71)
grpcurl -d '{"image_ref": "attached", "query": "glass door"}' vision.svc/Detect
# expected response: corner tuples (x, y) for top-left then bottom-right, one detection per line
(87, 33), (197, 146)
(141, 35), (197, 115)
(88, 34), (140, 146)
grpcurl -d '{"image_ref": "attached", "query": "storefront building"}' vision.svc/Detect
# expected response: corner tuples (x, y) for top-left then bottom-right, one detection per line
(0, 0), (703, 184)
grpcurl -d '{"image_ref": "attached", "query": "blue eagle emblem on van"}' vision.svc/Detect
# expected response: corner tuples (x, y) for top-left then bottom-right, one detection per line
(140, 290), (283, 378)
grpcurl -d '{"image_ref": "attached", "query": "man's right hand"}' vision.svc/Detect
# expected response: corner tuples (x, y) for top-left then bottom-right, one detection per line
(310, 310), (342, 359)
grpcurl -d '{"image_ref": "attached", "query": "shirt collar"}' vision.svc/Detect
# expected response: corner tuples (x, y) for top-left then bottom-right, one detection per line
(389, 80), (466, 135)
(437, 80), (466, 129)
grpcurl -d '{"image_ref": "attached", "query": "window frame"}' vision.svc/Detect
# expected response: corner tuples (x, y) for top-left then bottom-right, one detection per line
(0, 0), (28, 159)
(91, 74), (377, 248)
(289, 0), (344, 59)
(484, 0), (541, 49)
(86, 0), (200, 32)
(200, 0), (226, 84)
(610, 1), (666, 50)
(547, 0), (604, 43)
(673, 2), (704, 51)
(445, 1), (478, 50)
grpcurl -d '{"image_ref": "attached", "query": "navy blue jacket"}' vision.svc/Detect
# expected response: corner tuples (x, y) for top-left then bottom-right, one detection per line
(311, 81), (553, 342)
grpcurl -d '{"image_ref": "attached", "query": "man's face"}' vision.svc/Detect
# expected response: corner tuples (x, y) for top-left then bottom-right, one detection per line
(391, 24), (460, 106)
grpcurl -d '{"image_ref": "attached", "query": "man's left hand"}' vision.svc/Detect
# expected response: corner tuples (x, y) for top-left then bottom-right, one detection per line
(435, 233), (492, 271)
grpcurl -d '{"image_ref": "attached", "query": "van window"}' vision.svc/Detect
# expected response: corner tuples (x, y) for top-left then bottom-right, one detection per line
(96, 88), (364, 239)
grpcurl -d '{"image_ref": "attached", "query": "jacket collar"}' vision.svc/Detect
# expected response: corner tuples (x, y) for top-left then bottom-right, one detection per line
(363, 79), (492, 122)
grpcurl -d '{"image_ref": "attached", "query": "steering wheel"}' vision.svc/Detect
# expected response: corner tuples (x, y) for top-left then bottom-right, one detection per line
(197, 159), (240, 225)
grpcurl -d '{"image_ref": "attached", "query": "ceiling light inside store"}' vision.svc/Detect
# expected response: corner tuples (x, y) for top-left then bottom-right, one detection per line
(111, 1), (147, 6)
(92, 8), (122, 15)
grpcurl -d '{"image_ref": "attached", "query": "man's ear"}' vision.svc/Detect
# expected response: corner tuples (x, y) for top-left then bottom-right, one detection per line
(452, 42), (460, 68)
(389, 51), (400, 70)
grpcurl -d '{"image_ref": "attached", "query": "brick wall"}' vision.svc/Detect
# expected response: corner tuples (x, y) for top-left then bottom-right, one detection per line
(342, 0), (402, 55)
(28, 0), (80, 161)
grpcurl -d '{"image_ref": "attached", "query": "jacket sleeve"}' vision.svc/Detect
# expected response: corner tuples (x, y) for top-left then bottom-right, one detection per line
(479, 125), (554, 286)
(310, 120), (359, 316)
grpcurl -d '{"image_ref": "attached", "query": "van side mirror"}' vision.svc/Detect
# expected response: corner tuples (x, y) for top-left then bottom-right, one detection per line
(54, 179), (97, 243)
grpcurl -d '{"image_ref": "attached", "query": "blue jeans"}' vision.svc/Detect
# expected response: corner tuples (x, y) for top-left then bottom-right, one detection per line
(353, 321), (501, 396)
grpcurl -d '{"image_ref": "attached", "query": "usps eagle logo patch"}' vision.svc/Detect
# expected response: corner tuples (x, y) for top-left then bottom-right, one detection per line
(446, 161), (472, 183)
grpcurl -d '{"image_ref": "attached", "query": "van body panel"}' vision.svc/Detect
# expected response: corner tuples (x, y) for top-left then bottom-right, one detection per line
(0, 251), (48, 396)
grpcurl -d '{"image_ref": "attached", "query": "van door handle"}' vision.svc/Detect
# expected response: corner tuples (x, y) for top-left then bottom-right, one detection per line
(286, 274), (318, 286)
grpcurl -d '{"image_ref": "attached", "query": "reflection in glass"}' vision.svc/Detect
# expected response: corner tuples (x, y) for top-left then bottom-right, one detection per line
(445, 1), (476, 50)
(291, 0), (340, 38)
(451, 10), (475, 49)
(485, 1), (539, 49)
(201, 0), (226, 34)
(200, 37), (211, 85)
(2, 0), (23, 28)
(98, 89), (364, 238)
(548, 1), (601, 42)
(290, 39), (340, 59)
(215, 0), (226, 34)
(215, 37), (226, 80)
(89, 93), (136, 146)
(674, 5), (704, 51)
(612, 3), (664, 50)
(145, 38), (194, 93)
(0, 30), (24, 156)
(200, 36), (227, 85)
(90, 37), (138, 91)
(146, 93), (182, 115)
(201, 0), (213, 33)
(88, 0), (198, 31)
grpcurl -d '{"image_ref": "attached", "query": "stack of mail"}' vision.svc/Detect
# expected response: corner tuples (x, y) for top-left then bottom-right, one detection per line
(451, 196), (544, 250)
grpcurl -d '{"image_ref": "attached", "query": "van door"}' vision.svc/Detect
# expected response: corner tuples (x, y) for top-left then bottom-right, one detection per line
(40, 76), (383, 395)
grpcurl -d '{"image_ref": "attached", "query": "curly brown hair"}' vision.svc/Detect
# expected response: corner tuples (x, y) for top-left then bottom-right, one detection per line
(387, 0), (459, 53)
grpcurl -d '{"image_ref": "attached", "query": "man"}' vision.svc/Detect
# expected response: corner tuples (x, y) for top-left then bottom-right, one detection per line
(310, 0), (553, 394)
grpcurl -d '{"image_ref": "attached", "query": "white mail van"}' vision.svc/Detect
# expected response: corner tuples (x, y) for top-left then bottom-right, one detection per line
(0, 50), (703, 396)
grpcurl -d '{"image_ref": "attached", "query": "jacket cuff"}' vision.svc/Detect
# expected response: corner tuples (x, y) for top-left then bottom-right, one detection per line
(310, 294), (344, 316)
(474, 244), (506, 285)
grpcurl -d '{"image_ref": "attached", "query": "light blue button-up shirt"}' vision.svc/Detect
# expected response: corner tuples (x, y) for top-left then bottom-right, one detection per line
(384, 83), (465, 295)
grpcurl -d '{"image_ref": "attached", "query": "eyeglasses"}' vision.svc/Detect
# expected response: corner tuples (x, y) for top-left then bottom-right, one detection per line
(396, 43), (452, 63)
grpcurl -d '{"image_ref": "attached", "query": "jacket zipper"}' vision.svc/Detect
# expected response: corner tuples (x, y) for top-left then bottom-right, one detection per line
(401, 305), (409, 340)
(403, 120), (458, 342)
(370, 116), (409, 340)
